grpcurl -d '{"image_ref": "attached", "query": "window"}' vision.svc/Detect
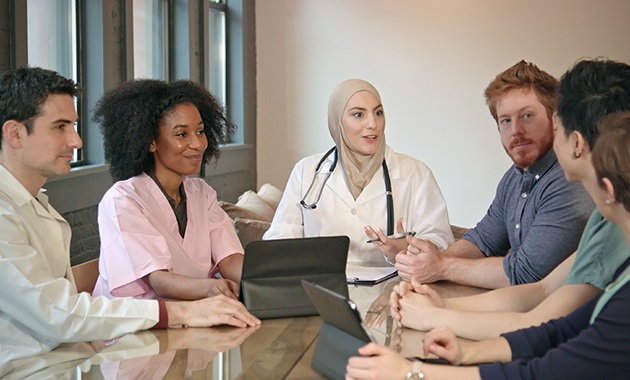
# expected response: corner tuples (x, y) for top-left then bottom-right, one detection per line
(207, 1), (227, 106)
(27, 0), (77, 83)
(26, 0), (81, 163)
(132, 0), (169, 80)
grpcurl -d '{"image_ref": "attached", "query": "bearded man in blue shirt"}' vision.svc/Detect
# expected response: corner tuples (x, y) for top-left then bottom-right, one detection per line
(395, 60), (594, 288)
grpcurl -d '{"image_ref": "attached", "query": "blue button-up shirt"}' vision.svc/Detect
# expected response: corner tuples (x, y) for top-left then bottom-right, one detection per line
(464, 149), (594, 284)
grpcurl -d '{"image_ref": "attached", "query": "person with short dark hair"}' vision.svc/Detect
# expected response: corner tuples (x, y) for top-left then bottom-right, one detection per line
(0, 67), (259, 374)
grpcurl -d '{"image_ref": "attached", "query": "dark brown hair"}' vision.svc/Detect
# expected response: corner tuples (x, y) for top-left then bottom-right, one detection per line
(592, 112), (630, 213)
(0, 66), (79, 147)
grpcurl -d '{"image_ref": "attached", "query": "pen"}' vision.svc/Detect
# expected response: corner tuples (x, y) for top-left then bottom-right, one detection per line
(367, 231), (416, 244)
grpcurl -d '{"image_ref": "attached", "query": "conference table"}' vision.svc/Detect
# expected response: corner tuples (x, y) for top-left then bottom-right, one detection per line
(3, 279), (487, 379)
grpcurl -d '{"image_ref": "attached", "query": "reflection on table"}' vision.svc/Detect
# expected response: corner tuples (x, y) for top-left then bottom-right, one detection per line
(1, 279), (487, 379)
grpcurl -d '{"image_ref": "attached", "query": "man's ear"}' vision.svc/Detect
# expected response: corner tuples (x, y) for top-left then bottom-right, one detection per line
(2, 120), (24, 149)
(601, 177), (616, 203)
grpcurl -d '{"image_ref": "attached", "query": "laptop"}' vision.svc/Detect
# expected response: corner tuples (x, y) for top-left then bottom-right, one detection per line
(302, 280), (371, 379)
(238, 235), (349, 319)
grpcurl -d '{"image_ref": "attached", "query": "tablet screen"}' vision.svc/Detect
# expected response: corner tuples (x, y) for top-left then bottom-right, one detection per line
(302, 280), (371, 342)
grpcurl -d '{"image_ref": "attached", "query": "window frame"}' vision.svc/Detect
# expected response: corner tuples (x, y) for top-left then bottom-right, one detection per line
(17, 0), (85, 167)
(5, 0), (256, 213)
(12, 0), (85, 165)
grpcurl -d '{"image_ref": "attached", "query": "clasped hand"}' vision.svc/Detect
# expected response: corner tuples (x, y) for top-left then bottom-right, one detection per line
(390, 279), (444, 330)
(394, 236), (444, 282)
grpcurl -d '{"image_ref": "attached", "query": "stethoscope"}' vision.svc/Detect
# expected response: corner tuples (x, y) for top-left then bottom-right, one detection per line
(300, 146), (394, 235)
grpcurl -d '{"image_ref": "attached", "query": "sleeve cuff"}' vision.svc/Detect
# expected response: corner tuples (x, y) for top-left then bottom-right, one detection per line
(153, 299), (169, 329)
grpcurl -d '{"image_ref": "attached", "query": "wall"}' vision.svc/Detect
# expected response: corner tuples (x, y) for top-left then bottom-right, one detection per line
(255, 0), (630, 227)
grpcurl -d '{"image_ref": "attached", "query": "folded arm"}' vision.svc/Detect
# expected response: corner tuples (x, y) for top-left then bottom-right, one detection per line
(216, 253), (243, 283)
(146, 270), (239, 300)
(0, 214), (158, 344)
(399, 283), (599, 340)
(397, 237), (510, 288)
(442, 252), (576, 311)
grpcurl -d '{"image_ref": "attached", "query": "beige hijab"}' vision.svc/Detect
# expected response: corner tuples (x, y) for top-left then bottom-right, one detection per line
(327, 79), (386, 199)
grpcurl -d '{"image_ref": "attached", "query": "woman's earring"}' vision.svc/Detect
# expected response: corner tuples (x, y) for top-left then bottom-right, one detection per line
(572, 151), (582, 159)
(605, 197), (613, 204)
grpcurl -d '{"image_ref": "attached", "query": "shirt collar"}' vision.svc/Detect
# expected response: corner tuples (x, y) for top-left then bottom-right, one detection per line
(513, 149), (557, 179)
(0, 164), (45, 207)
(145, 170), (187, 210)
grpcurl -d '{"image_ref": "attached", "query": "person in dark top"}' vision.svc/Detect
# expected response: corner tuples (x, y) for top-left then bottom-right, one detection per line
(346, 59), (630, 380)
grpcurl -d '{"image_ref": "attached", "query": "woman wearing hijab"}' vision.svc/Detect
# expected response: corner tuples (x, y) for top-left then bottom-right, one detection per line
(264, 79), (453, 265)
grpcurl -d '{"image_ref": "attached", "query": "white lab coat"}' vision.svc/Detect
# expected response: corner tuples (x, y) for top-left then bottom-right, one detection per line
(264, 146), (454, 264)
(0, 166), (158, 371)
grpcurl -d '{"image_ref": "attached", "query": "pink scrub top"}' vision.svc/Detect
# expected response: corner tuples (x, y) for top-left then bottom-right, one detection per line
(93, 174), (243, 299)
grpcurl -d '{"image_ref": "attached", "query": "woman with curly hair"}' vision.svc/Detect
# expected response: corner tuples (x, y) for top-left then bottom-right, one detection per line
(92, 79), (244, 302)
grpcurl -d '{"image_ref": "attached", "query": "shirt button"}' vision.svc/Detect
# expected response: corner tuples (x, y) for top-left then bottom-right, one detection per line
(535, 174), (540, 180)
(351, 209), (358, 215)
(516, 223), (520, 229)
(521, 192), (527, 198)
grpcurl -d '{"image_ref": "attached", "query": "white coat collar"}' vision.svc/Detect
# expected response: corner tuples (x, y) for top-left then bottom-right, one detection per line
(0, 165), (35, 207)
(0, 165), (60, 220)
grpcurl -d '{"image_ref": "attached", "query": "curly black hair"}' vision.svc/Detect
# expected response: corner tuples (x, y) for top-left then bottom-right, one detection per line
(93, 79), (235, 181)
